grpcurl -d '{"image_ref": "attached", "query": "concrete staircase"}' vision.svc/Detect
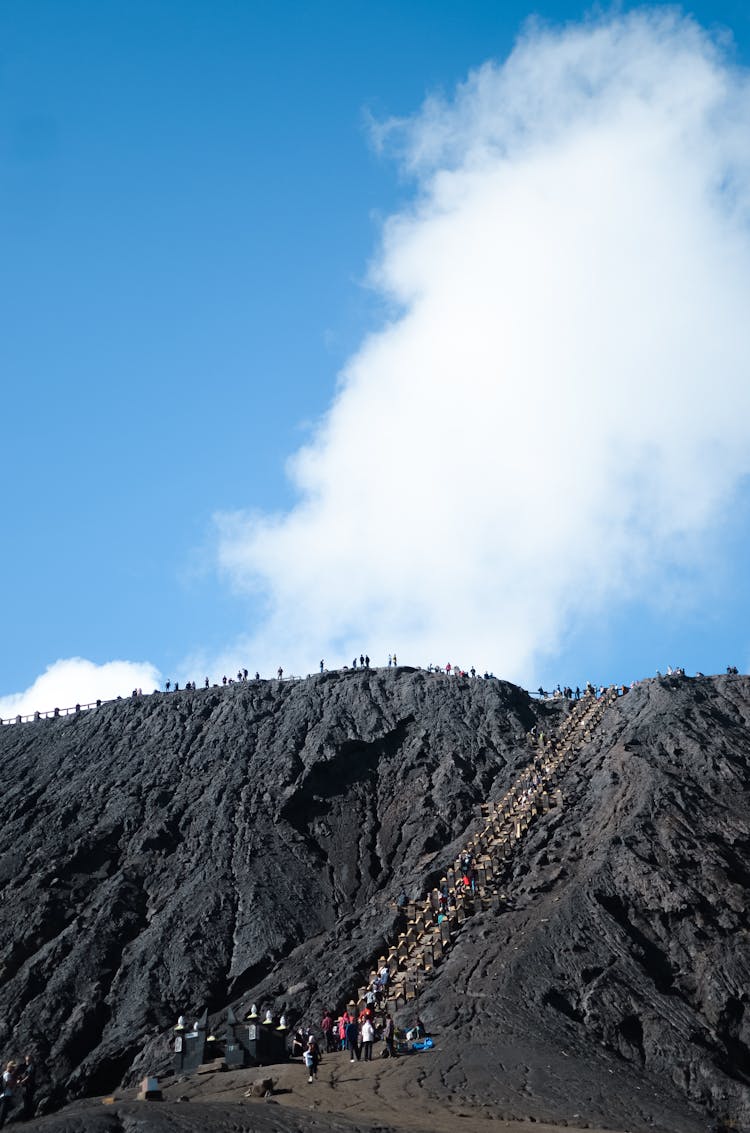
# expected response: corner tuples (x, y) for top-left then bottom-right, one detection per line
(353, 687), (619, 1012)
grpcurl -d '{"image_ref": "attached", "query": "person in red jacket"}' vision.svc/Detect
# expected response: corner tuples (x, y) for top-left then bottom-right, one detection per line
(321, 1010), (335, 1053)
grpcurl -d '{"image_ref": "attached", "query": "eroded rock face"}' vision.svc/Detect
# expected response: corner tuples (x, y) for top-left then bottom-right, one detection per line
(413, 672), (750, 1132)
(2, 669), (750, 1132)
(0, 669), (533, 1111)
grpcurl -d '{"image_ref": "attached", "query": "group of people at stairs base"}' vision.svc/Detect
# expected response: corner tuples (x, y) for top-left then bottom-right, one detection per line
(292, 990), (427, 1084)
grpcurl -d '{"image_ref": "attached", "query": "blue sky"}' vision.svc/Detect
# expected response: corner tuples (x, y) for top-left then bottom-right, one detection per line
(3, 0), (750, 711)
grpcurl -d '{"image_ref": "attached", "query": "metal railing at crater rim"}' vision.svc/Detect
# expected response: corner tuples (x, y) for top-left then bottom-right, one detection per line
(0, 700), (103, 725)
(0, 675), (308, 727)
(0, 664), (667, 728)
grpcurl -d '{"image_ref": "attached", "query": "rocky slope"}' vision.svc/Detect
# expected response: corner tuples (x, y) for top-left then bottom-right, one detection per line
(402, 672), (750, 1131)
(1, 668), (749, 1132)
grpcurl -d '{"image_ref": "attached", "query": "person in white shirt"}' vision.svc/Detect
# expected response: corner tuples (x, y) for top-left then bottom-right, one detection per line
(360, 1017), (375, 1062)
(0, 1061), (18, 1129)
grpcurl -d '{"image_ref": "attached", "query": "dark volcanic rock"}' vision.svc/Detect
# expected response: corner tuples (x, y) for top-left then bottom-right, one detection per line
(0, 670), (534, 1111)
(2, 668), (750, 1132)
(401, 673), (750, 1132)
(21, 1098), (399, 1133)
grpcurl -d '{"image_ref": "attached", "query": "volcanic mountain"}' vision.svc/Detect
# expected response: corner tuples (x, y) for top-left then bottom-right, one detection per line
(1, 667), (749, 1133)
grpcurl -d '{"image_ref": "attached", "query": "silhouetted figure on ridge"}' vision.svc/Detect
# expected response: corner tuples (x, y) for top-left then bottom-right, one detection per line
(19, 1055), (35, 1120)
(345, 1017), (360, 1062)
(383, 1013), (396, 1058)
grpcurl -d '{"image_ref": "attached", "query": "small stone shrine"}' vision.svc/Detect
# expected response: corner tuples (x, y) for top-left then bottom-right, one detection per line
(173, 1004), (288, 1073)
(173, 1011), (207, 1074)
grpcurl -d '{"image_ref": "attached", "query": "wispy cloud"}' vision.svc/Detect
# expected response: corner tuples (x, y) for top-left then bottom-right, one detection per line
(216, 9), (750, 681)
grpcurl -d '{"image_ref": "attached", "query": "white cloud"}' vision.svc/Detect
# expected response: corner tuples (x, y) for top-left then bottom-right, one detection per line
(215, 9), (750, 682)
(0, 658), (161, 719)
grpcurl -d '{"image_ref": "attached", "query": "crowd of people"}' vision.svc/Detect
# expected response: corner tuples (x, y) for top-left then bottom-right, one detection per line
(0, 1055), (35, 1128)
(159, 658), (504, 691)
(5, 654), (743, 732)
(290, 987), (427, 1085)
(2, 672), (612, 1108)
(159, 662), (741, 696)
(535, 681), (623, 699)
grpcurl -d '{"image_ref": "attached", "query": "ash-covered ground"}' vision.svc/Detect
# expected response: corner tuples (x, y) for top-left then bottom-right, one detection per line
(1, 668), (749, 1132)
